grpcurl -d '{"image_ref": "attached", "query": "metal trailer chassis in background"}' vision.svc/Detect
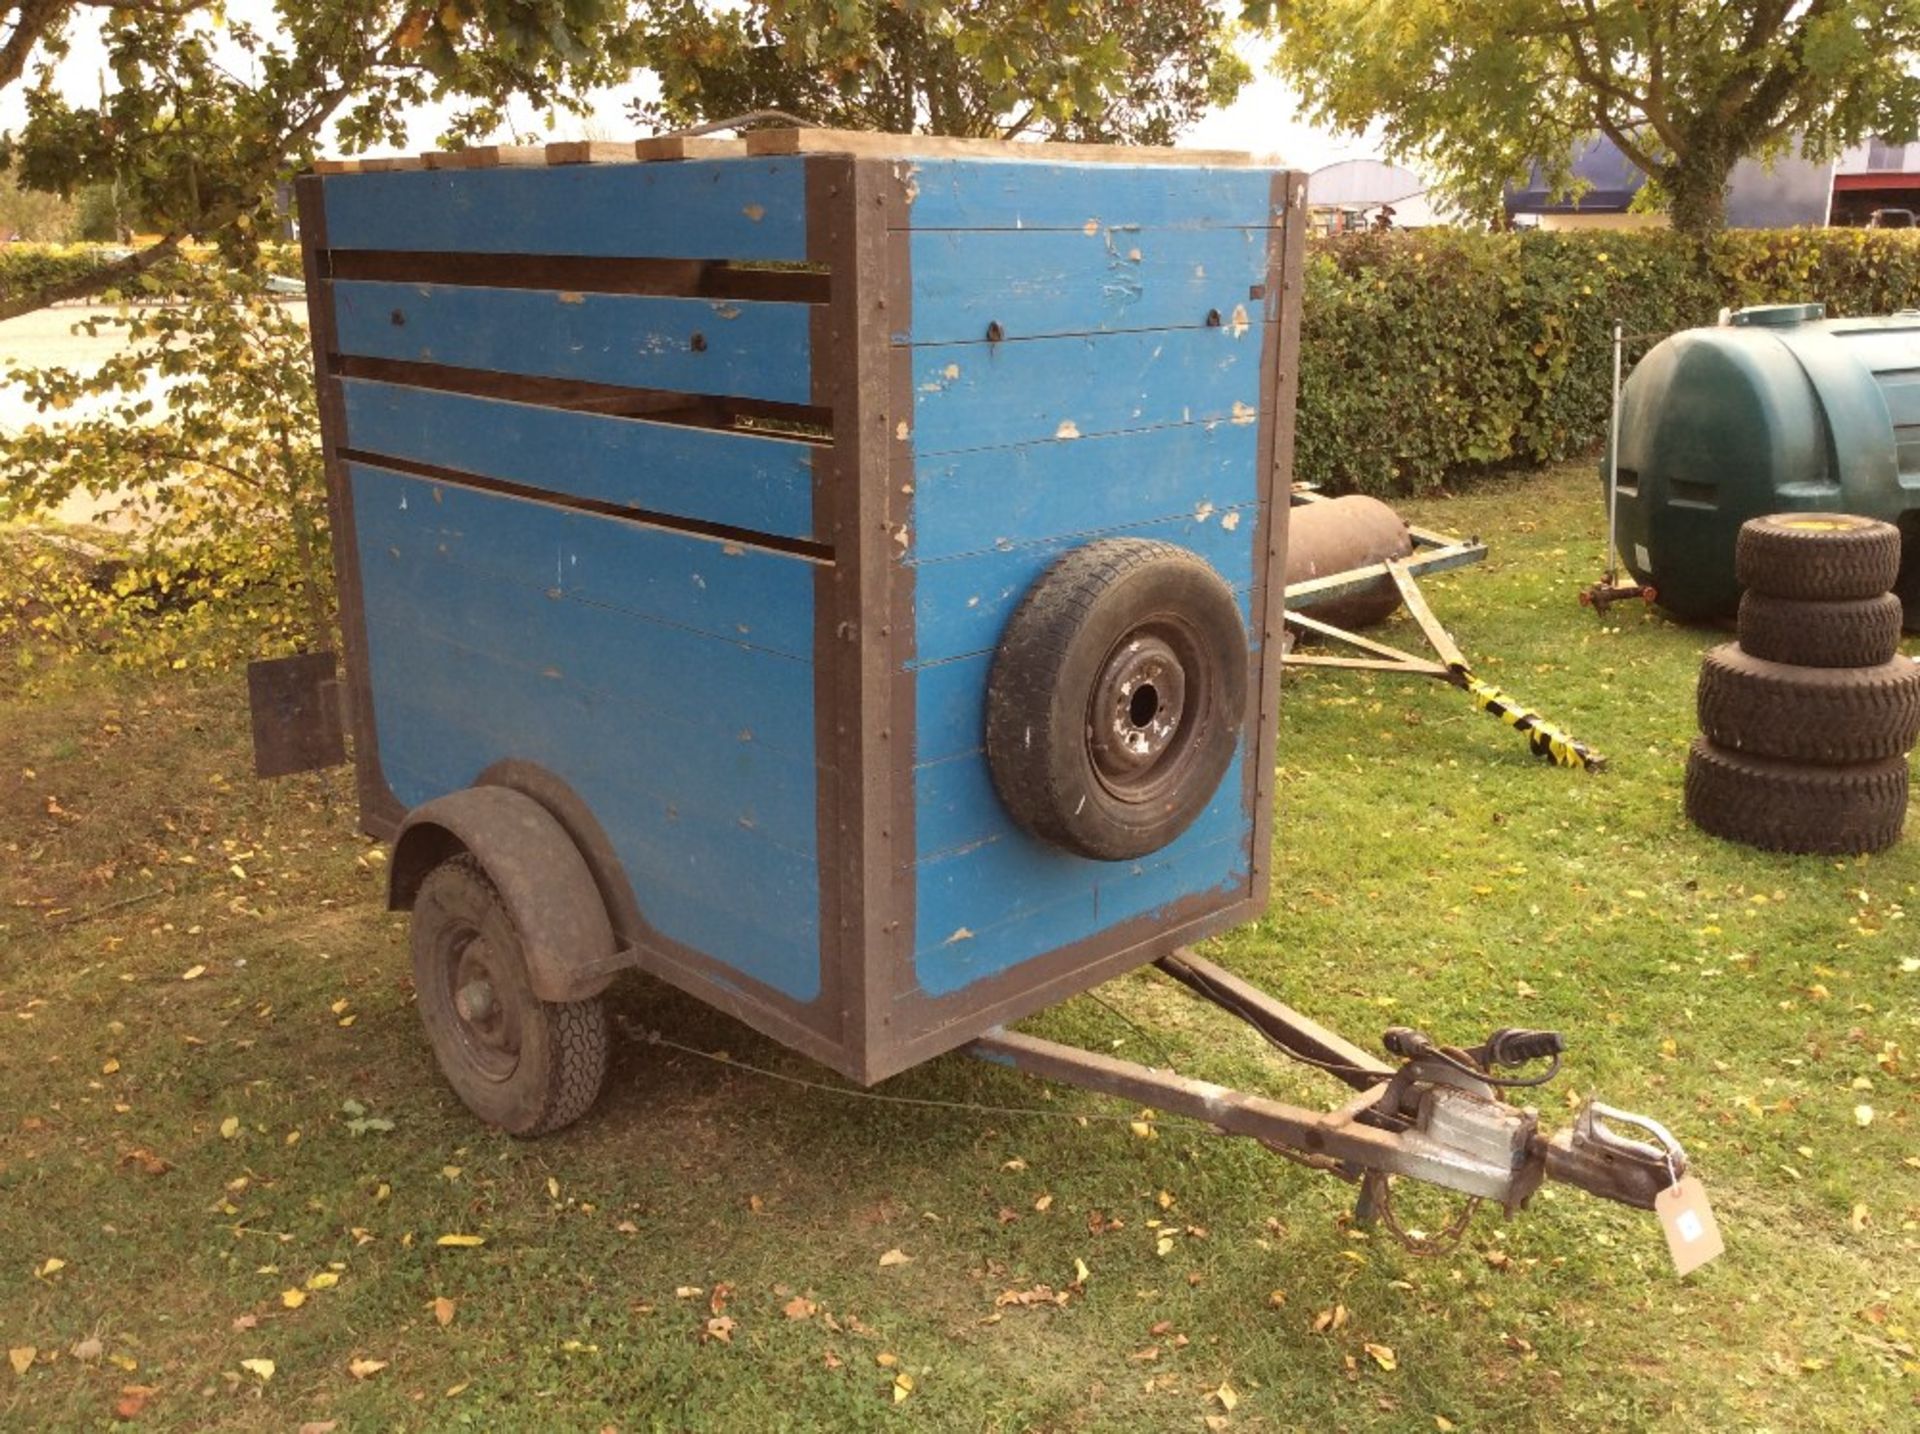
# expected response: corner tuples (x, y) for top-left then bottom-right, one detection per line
(255, 128), (1704, 1266)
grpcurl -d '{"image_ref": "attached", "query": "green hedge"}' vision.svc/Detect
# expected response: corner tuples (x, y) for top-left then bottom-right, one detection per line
(1298, 227), (1920, 495)
(0, 245), (112, 305)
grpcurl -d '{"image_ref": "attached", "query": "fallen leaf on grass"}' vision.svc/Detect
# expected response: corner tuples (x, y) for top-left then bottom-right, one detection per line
(1213, 1382), (1239, 1411)
(703, 1317), (735, 1344)
(1435, 1418), (1457, 1432)
(182, 965), (206, 981)
(1071, 1258), (1091, 1287)
(306, 1271), (340, 1291)
(120, 1148), (171, 1177)
(877, 1248), (911, 1267)
(1033, 1194), (1053, 1212)
(875, 1352), (899, 1368)
(674, 1286), (703, 1300)
(432, 1297), (456, 1327)
(102, 1057), (120, 1075)
(108, 1353), (138, 1372)
(239, 1358), (274, 1382)
(347, 1358), (387, 1380)
(1312, 1304), (1349, 1333)
(1365, 1342), (1398, 1371)
(783, 1297), (817, 1321)
(8, 1347), (34, 1376)
(891, 1372), (914, 1403)
(435, 1234), (484, 1248)
(71, 1336), (103, 1362)
(298, 1422), (340, 1434)
(36, 1258), (64, 1279)
(231, 1315), (258, 1332)
(115, 1385), (157, 1419)
(219, 1117), (240, 1140)
(1849, 1203), (1870, 1232)
(995, 1285), (1066, 1309)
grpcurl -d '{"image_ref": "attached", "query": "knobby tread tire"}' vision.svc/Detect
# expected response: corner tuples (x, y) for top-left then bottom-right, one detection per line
(1684, 739), (1907, 854)
(1695, 643), (1920, 763)
(1735, 591), (1904, 668)
(1735, 513), (1901, 602)
(413, 854), (609, 1138)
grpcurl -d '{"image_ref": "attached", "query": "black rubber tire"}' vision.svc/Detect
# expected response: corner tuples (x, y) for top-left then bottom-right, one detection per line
(1735, 513), (1901, 602)
(1695, 643), (1920, 763)
(411, 854), (608, 1137)
(1736, 590), (1904, 668)
(985, 538), (1246, 861)
(1684, 739), (1907, 855)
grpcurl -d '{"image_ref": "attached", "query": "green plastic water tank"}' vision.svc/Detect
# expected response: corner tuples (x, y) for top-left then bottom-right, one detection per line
(1608, 302), (1920, 625)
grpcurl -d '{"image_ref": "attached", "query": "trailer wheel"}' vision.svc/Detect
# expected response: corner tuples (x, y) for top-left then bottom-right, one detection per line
(1735, 513), (1901, 602)
(1696, 643), (1920, 763)
(1736, 590), (1904, 668)
(411, 854), (608, 1137)
(1684, 739), (1907, 854)
(986, 538), (1246, 861)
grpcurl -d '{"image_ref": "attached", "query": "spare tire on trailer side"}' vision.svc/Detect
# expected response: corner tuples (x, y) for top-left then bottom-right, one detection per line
(1735, 513), (1902, 602)
(986, 538), (1247, 862)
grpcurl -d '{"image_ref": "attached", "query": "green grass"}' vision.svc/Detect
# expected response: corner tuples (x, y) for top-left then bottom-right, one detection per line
(2, 462), (1915, 1432)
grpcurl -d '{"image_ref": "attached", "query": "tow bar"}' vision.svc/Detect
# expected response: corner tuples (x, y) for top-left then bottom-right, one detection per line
(969, 949), (1712, 1268)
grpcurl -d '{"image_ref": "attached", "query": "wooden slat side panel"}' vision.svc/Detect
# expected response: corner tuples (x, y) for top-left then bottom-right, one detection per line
(319, 160), (809, 259)
(352, 466), (824, 1002)
(903, 226), (1271, 344)
(330, 281), (814, 406)
(339, 379), (818, 542)
(347, 463), (818, 660)
(905, 324), (1266, 456)
(902, 160), (1288, 231)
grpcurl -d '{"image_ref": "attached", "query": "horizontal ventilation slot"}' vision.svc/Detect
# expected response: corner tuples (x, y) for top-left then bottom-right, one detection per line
(326, 249), (830, 305)
(1614, 467), (1639, 497)
(333, 356), (833, 443)
(1669, 477), (1717, 507)
(339, 446), (834, 563)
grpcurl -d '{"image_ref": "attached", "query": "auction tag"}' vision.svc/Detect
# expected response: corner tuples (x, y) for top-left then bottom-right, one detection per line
(1655, 1176), (1724, 1276)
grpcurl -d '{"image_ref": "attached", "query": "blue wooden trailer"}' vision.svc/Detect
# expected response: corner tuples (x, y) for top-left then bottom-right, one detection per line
(268, 130), (1705, 1252)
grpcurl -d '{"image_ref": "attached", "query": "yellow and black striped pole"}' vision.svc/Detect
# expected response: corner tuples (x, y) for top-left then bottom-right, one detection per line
(1448, 663), (1606, 772)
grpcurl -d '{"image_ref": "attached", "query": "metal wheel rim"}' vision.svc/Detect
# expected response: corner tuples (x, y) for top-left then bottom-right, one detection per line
(1086, 616), (1210, 804)
(435, 922), (523, 1083)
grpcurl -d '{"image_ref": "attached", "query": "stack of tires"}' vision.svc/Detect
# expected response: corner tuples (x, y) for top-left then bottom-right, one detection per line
(1685, 514), (1920, 854)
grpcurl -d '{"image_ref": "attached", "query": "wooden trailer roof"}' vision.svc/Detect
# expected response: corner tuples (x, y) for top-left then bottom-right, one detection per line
(309, 128), (1286, 174)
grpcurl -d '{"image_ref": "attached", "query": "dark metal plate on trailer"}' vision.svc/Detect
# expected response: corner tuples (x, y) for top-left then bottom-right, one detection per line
(247, 651), (347, 778)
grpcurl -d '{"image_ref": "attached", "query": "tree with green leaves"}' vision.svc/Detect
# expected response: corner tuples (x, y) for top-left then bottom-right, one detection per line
(635, 1), (1250, 144)
(1252, 1), (1920, 235)
(0, 1), (646, 318)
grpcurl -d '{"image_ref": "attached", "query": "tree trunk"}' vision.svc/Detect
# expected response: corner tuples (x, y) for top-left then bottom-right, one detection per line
(1664, 146), (1734, 239)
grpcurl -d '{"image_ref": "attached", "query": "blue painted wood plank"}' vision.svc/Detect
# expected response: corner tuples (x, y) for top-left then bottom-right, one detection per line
(904, 227), (1271, 344)
(341, 379), (818, 542)
(910, 755), (1251, 996)
(321, 160), (809, 261)
(909, 509), (1256, 667)
(910, 653), (990, 767)
(332, 282), (813, 405)
(350, 464), (818, 660)
(354, 517), (823, 1000)
(907, 420), (1260, 564)
(902, 160), (1286, 232)
(907, 325), (1265, 456)
(365, 535), (818, 764)
(372, 681), (822, 1000)
(365, 609), (820, 857)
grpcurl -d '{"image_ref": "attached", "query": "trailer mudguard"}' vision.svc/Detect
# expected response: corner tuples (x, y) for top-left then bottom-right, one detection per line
(388, 786), (624, 1003)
